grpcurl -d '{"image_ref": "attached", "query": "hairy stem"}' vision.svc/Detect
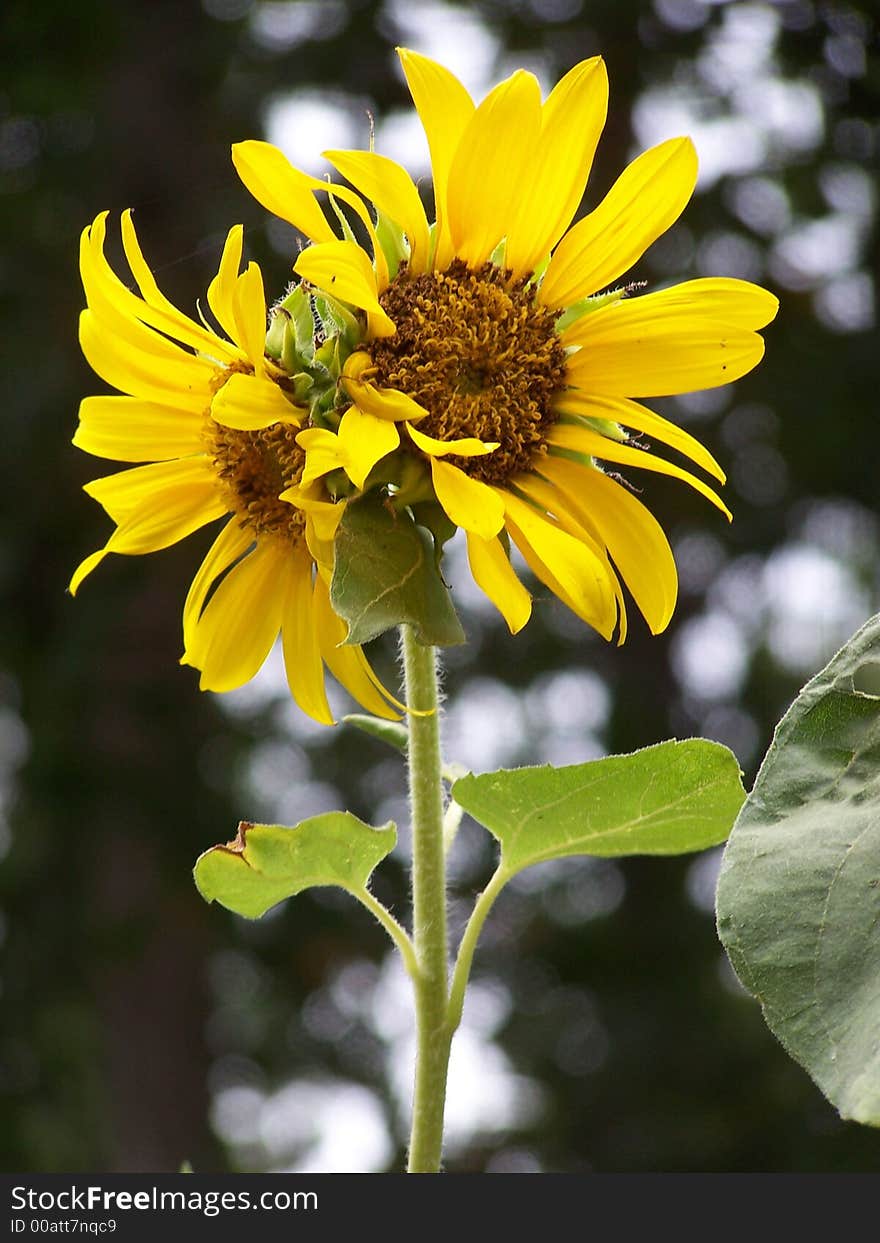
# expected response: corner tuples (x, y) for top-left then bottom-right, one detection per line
(402, 625), (451, 1174)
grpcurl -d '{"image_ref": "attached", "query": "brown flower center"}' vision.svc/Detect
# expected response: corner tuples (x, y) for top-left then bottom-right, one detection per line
(207, 370), (306, 542)
(369, 260), (567, 484)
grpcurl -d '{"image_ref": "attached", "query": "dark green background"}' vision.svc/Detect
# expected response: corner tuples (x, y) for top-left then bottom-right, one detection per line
(2, 0), (878, 1172)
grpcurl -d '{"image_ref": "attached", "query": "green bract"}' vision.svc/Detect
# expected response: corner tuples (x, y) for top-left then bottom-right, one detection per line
(330, 491), (466, 647)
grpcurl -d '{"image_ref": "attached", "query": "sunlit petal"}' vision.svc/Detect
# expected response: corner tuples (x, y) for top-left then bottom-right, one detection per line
(211, 371), (301, 431)
(281, 546), (334, 725)
(541, 137), (698, 307)
(538, 456), (678, 634)
(295, 240), (396, 337)
(547, 422), (731, 518)
(465, 531), (532, 633)
(447, 70), (542, 266)
(324, 148), (432, 274)
(429, 459), (505, 539)
(73, 396), (204, 463)
(183, 539), (285, 693)
(406, 422), (498, 457)
(397, 48), (475, 270)
(506, 57), (608, 278)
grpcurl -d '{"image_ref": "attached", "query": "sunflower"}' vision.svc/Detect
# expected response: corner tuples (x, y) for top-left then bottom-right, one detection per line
(231, 48), (777, 641)
(71, 210), (397, 724)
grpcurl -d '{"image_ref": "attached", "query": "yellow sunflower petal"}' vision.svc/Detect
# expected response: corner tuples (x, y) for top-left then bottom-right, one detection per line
(397, 48), (475, 271)
(446, 69), (542, 267)
(281, 545), (334, 725)
(183, 539), (285, 693)
(68, 548), (111, 596)
(211, 371), (301, 431)
(537, 456), (678, 634)
(500, 489), (617, 638)
(119, 210), (185, 313)
(294, 240), (396, 338)
(465, 531), (532, 633)
(70, 474), (227, 594)
(207, 226), (245, 346)
(304, 520), (335, 578)
(87, 213), (236, 362)
(540, 136), (698, 308)
(79, 310), (214, 412)
(567, 277), (780, 336)
(505, 57), (608, 279)
(73, 395), (204, 462)
(406, 422), (498, 457)
(684, 277), (779, 329)
(281, 483), (345, 543)
(313, 575), (399, 720)
(232, 141), (390, 291)
(342, 375), (428, 422)
(80, 222), (187, 362)
(556, 391), (725, 483)
(231, 262), (269, 372)
(324, 148), (431, 274)
(231, 140), (338, 244)
(295, 427), (348, 485)
(95, 485), (226, 553)
(511, 473), (630, 645)
(182, 517), (254, 651)
(547, 422), (731, 518)
(337, 405), (400, 489)
(564, 314), (766, 397)
(428, 459), (505, 540)
(83, 456), (218, 522)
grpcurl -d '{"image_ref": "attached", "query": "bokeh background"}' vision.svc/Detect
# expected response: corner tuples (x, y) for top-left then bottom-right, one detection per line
(2, 0), (879, 1173)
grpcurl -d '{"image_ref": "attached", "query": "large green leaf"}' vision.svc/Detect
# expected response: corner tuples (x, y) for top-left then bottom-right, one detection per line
(452, 739), (744, 874)
(716, 613), (880, 1126)
(330, 492), (465, 647)
(194, 812), (396, 919)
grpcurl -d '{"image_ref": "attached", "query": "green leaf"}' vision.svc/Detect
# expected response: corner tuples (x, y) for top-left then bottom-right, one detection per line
(194, 812), (396, 919)
(344, 713), (408, 754)
(716, 613), (880, 1126)
(453, 739), (744, 874)
(331, 492), (465, 647)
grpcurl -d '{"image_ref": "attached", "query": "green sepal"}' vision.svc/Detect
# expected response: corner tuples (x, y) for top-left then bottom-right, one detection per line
(314, 294), (362, 353)
(376, 210), (410, 281)
(489, 238), (507, 266)
(554, 288), (626, 333)
(264, 308), (287, 360)
(526, 253), (551, 286)
(194, 812), (397, 919)
(331, 491), (465, 647)
(411, 500), (457, 572)
(557, 411), (628, 442)
(274, 284), (316, 371)
(717, 612), (880, 1126)
(453, 739), (745, 874)
(327, 191), (357, 244)
(549, 445), (595, 469)
(292, 372), (314, 403)
(344, 713), (409, 755)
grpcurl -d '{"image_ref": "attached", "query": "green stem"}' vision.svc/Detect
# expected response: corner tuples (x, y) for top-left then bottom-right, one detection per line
(401, 625), (451, 1174)
(355, 887), (418, 981)
(446, 865), (509, 1035)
